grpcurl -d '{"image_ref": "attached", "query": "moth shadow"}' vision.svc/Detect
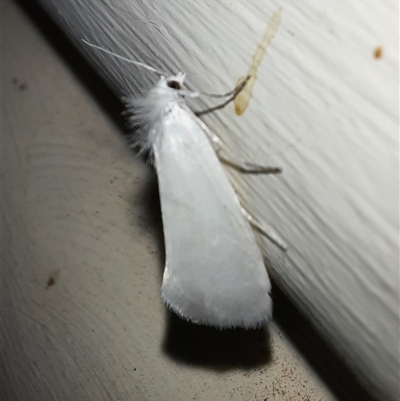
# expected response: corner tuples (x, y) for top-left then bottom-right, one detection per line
(162, 311), (271, 370)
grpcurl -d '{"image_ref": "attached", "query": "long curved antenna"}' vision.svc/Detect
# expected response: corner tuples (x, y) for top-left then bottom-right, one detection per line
(82, 39), (249, 103)
(81, 39), (168, 76)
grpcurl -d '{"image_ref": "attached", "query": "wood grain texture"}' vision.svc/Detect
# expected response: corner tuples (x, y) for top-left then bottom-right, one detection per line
(5, 0), (399, 399)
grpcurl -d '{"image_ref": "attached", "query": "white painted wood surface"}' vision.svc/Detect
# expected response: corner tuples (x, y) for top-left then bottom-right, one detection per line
(4, 0), (398, 400)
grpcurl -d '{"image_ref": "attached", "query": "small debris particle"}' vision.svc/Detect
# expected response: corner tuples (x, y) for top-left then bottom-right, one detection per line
(46, 276), (55, 288)
(373, 46), (383, 59)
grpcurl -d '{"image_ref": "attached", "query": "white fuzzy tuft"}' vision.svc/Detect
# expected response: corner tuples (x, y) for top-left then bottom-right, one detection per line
(123, 76), (185, 161)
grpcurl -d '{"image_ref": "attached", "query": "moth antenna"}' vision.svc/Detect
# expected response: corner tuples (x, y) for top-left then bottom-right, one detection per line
(81, 39), (168, 76)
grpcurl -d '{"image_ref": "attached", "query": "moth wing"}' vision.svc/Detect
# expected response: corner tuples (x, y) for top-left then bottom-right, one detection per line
(153, 103), (272, 328)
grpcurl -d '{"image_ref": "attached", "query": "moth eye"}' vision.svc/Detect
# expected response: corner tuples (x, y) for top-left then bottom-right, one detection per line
(167, 80), (181, 90)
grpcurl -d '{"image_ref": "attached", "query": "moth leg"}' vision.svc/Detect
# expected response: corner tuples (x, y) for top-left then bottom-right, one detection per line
(195, 97), (236, 116)
(180, 76), (251, 101)
(196, 118), (281, 174)
(198, 76), (251, 99)
(218, 153), (282, 175)
(194, 76), (251, 116)
(241, 207), (288, 251)
(178, 90), (200, 98)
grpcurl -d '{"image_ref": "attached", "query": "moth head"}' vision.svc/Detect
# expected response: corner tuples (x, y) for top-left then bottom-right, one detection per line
(165, 72), (186, 90)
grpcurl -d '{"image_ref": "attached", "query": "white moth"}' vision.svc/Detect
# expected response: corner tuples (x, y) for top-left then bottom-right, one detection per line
(83, 40), (287, 329)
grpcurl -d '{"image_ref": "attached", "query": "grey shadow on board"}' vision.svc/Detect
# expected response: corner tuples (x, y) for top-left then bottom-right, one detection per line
(162, 311), (271, 370)
(16, 0), (378, 399)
